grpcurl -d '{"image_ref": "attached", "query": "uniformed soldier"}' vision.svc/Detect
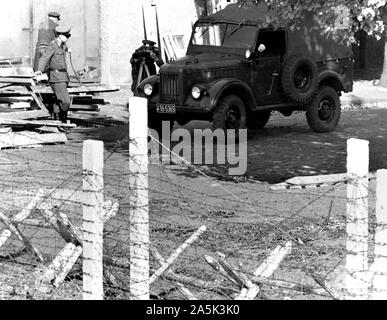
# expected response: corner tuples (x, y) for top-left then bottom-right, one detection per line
(34, 26), (72, 131)
(33, 11), (61, 71)
(130, 40), (164, 93)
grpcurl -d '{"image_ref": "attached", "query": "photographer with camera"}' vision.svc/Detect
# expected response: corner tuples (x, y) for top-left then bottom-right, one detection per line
(130, 39), (164, 93)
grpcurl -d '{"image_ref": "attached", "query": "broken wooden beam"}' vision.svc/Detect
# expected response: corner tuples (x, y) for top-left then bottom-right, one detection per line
(149, 225), (207, 285)
(0, 119), (76, 128)
(0, 131), (67, 150)
(0, 211), (44, 262)
(0, 189), (45, 248)
(238, 242), (292, 300)
(0, 110), (49, 120)
(204, 255), (241, 287)
(0, 77), (35, 85)
(286, 172), (376, 186)
(176, 283), (198, 300)
(150, 246), (199, 300)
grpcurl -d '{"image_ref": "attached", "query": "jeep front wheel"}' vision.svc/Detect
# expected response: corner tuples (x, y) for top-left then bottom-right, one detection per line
(212, 95), (246, 131)
(306, 86), (341, 133)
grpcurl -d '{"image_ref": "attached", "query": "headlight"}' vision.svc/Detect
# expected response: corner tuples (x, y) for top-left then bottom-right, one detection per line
(191, 86), (202, 100)
(144, 83), (153, 96)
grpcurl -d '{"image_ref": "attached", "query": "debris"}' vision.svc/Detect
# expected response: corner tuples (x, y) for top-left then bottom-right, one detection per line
(0, 129), (67, 150)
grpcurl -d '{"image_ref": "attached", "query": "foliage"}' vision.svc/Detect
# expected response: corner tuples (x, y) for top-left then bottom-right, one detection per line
(237, 0), (387, 42)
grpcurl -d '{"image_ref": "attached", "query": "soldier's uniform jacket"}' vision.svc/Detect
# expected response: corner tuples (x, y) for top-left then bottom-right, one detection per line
(37, 40), (70, 83)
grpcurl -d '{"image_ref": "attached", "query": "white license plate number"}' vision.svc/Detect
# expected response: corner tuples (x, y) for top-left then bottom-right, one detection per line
(156, 104), (176, 114)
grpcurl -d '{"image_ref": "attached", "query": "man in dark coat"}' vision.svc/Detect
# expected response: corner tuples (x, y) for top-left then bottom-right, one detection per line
(35, 26), (72, 131)
(130, 40), (164, 93)
(33, 11), (61, 71)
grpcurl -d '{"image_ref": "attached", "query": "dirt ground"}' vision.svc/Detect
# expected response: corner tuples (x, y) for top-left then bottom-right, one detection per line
(0, 80), (385, 300)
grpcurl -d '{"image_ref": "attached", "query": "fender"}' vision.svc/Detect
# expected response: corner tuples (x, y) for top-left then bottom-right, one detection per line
(318, 70), (348, 92)
(135, 74), (159, 98)
(199, 78), (257, 112)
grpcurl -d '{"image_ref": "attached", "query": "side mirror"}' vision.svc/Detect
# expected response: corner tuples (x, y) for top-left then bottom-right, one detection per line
(258, 44), (266, 53)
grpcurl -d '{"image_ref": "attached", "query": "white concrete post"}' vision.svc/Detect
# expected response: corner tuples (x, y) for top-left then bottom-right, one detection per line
(345, 138), (369, 299)
(82, 140), (104, 300)
(129, 97), (150, 300)
(372, 169), (387, 299)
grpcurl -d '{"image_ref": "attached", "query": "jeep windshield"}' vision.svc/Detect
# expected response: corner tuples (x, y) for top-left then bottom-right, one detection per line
(191, 22), (257, 49)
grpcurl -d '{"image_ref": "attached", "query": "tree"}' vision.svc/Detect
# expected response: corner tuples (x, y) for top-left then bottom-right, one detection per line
(237, 0), (387, 85)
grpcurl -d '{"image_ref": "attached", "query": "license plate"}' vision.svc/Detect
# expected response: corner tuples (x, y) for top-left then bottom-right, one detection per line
(156, 104), (176, 114)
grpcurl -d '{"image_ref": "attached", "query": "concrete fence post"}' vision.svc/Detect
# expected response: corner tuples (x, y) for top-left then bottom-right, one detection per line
(82, 140), (104, 300)
(372, 169), (387, 299)
(345, 138), (369, 299)
(129, 97), (150, 300)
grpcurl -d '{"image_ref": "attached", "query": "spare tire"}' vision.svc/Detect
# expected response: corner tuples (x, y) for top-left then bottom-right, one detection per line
(281, 55), (318, 104)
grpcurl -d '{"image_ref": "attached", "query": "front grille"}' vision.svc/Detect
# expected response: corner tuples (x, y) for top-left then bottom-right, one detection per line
(160, 72), (180, 104)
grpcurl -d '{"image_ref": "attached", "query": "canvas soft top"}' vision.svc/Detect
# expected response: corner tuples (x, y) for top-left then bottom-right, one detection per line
(197, 3), (353, 61)
(197, 2), (270, 25)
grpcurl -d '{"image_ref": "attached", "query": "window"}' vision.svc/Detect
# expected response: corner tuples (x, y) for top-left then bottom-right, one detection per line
(257, 30), (286, 54)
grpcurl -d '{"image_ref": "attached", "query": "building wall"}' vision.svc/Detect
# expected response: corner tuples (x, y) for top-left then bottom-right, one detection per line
(0, 0), (203, 85)
(0, 0), (31, 63)
(0, 0), (100, 79)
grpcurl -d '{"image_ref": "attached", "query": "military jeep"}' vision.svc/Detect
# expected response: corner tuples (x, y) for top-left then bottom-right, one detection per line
(135, 3), (353, 133)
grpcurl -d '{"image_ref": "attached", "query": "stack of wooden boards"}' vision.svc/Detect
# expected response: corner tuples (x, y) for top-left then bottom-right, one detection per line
(0, 63), (120, 149)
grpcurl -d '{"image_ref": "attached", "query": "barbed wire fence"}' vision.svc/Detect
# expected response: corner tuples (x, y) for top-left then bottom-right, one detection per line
(0, 97), (386, 300)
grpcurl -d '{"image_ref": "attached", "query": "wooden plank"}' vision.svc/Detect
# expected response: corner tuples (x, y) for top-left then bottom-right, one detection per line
(150, 247), (198, 300)
(149, 226), (207, 285)
(55, 211), (82, 244)
(13, 188), (46, 223)
(36, 126), (60, 134)
(0, 230), (12, 249)
(215, 253), (255, 290)
(39, 242), (81, 287)
(0, 211), (44, 262)
(53, 245), (83, 287)
(204, 255), (240, 287)
(0, 189), (45, 249)
(176, 283), (198, 300)
(0, 127), (12, 134)
(39, 207), (81, 244)
(0, 77), (35, 85)
(0, 131), (67, 150)
(26, 86), (49, 113)
(102, 202), (119, 223)
(286, 172), (376, 186)
(239, 242), (292, 300)
(0, 110), (49, 120)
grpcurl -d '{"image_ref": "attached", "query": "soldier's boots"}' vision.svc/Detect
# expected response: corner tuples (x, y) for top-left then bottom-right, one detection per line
(57, 111), (72, 134)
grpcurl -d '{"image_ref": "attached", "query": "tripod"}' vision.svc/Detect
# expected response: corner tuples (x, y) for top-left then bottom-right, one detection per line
(136, 57), (151, 89)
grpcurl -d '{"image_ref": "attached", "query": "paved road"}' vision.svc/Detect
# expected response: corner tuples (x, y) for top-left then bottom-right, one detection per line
(73, 108), (387, 184)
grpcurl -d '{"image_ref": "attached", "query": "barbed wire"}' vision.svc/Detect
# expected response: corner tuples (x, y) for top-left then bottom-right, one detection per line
(0, 123), (381, 300)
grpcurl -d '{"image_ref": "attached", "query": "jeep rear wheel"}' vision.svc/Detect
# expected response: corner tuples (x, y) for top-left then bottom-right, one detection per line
(212, 95), (246, 131)
(282, 55), (318, 104)
(247, 110), (271, 130)
(306, 86), (341, 133)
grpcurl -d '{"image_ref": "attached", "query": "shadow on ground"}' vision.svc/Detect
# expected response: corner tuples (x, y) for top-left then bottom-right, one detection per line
(71, 109), (387, 184)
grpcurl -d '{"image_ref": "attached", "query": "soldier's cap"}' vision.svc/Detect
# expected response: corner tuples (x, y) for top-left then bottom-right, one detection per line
(142, 39), (156, 46)
(56, 26), (71, 38)
(48, 11), (61, 20)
